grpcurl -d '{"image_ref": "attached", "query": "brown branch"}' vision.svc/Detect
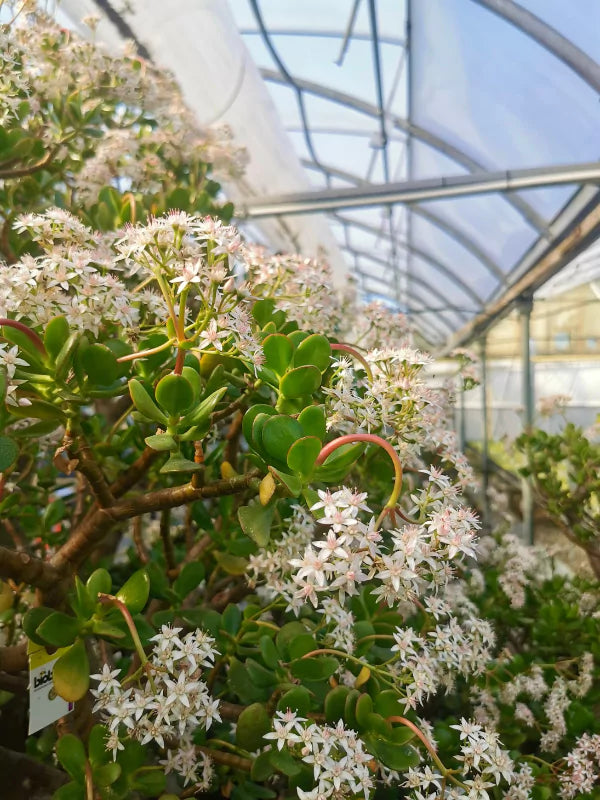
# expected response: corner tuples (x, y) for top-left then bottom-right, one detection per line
(132, 515), (149, 564)
(70, 437), (115, 508)
(211, 394), (248, 424)
(0, 149), (54, 180)
(196, 745), (252, 771)
(0, 545), (63, 590)
(0, 672), (27, 693)
(0, 745), (68, 795)
(51, 470), (261, 573)
(0, 642), (27, 672)
(109, 447), (160, 498)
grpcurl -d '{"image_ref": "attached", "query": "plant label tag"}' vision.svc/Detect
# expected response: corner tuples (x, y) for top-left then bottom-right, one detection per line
(28, 641), (73, 734)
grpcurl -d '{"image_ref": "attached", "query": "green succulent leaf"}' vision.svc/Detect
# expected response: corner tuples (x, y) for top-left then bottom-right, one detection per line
(286, 435), (321, 479)
(81, 343), (119, 386)
(290, 656), (338, 681)
(144, 433), (178, 452)
(279, 365), (321, 399)
(298, 404), (326, 441)
(236, 703), (272, 751)
(128, 379), (167, 424)
(238, 500), (274, 547)
(55, 733), (87, 783)
(292, 333), (331, 371)
(53, 639), (90, 702)
(115, 568), (150, 614)
(155, 373), (195, 416)
(36, 611), (80, 648)
(44, 316), (70, 361)
(0, 436), (18, 471)
(263, 333), (294, 376)
(86, 568), (112, 599)
(261, 415), (303, 461)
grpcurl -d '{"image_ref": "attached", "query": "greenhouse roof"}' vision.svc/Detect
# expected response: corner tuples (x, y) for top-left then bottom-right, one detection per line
(65, 0), (600, 347)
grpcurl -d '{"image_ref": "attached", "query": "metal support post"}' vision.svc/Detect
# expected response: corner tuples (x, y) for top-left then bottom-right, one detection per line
(518, 296), (535, 543)
(480, 337), (490, 527)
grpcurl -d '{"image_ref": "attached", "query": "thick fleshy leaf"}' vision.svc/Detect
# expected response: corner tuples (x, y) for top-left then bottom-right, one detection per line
(129, 768), (166, 795)
(86, 568), (112, 599)
(292, 333), (331, 371)
(23, 606), (53, 646)
(324, 685), (350, 723)
(298, 405), (326, 441)
(159, 453), (204, 473)
(180, 386), (227, 427)
(290, 656), (338, 681)
(128, 379), (167, 424)
(270, 468), (303, 497)
(262, 333), (294, 376)
(144, 433), (178, 452)
(181, 365), (202, 399)
(286, 436), (321, 479)
(238, 501), (274, 547)
(115, 568), (150, 614)
(236, 703), (272, 751)
(242, 404), (277, 447)
(313, 442), (365, 483)
(81, 343), (118, 386)
(56, 734), (87, 783)
(44, 316), (70, 361)
(362, 734), (420, 770)
(155, 373), (194, 416)
(279, 365), (321, 399)
(93, 762), (122, 787)
(261, 415), (303, 461)
(173, 562), (205, 599)
(0, 436), (18, 471)
(53, 639), (90, 702)
(276, 686), (311, 716)
(36, 611), (80, 648)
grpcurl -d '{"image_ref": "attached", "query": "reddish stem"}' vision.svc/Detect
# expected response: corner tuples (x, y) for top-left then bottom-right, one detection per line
(316, 433), (403, 529)
(330, 343), (373, 382)
(0, 318), (46, 356)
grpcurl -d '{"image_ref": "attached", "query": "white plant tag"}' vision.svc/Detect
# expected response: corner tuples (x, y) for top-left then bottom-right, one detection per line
(28, 642), (74, 734)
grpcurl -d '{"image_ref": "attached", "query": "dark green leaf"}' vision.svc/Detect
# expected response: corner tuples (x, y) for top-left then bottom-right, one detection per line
(116, 568), (150, 614)
(279, 365), (321, 399)
(236, 703), (271, 751)
(298, 405), (326, 441)
(261, 415), (303, 460)
(286, 436), (321, 479)
(290, 656), (338, 681)
(37, 612), (80, 648)
(173, 562), (205, 599)
(81, 343), (118, 385)
(238, 501), (274, 547)
(292, 334), (331, 371)
(155, 373), (194, 416)
(53, 640), (90, 702)
(56, 734), (86, 782)
(262, 333), (294, 376)
(0, 436), (18, 471)
(128, 379), (167, 424)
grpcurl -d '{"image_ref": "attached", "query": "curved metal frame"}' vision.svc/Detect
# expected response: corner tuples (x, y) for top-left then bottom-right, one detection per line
(472, 0), (600, 94)
(259, 68), (549, 235)
(333, 212), (485, 306)
(301, 157), (505, 281)
(340, 242), (472, 320)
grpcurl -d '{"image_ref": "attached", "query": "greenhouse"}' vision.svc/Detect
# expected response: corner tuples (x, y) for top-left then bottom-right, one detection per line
(1, 1), (600, 798)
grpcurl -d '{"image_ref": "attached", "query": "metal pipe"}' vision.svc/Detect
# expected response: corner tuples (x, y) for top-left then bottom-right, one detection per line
(518, 296), (535, 544)
(240, 161), (600, 217)
(260, 67), (548, 233)
(480, 337), (490, 527)
(472, 0), (600, 95)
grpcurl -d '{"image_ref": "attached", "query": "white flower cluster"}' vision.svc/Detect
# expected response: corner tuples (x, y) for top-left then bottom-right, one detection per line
(286, 483), (479, 613)
(559, 733), (600, 798)
(390, 615), (495, 709)
(1, 11), (246, 194)
(91, 625), (220, 788)
(264, 710), (375, 800)
(324, 347), (475, 488)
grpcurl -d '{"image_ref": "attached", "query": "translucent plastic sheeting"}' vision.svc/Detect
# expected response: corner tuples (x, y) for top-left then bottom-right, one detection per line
(58, 0), (348, 282)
